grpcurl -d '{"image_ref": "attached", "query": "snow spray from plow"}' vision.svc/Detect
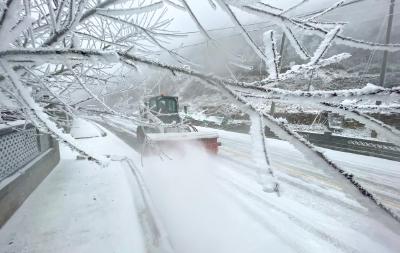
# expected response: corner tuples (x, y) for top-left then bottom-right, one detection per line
(137, 143), (285, 253)
(142, 131), (220, 156)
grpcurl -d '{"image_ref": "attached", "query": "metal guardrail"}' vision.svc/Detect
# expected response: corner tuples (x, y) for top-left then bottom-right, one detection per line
(264, 126), (400, 161)
(297, 131), (400, 162)
(0, 123), (52, 182)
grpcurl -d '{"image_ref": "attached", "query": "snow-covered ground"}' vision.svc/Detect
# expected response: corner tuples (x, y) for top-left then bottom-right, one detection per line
(0, 123), (147, 253)
(70, 117), (105, 139)
(1, 119), (400, 253)
(215, 127), (400, 216)
(322, 149), (400, 216)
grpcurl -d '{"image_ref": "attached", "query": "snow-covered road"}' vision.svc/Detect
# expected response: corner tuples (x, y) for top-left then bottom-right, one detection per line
(102, 120), (400, 252)
(217, 128), (400, 217)
(1, 119), (400, 253)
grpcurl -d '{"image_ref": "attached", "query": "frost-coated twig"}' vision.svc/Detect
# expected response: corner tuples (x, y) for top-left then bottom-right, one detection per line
(46, 0), (58, 33)
(207, 0), (217, 10)
(216, 0), (270, 62)
(308, 25), (341, 65)
(162, 0), (186, 11)
(4, 48), (387, 100)
(23, 66), (76, 116)
(66, 63), (115, 114)
(119, 51), (398, 98)
(258, 2), (283, 12)
(0, 0), (33, 50)
(181, 0), (212, 40)
(42, 0), (87, 46)
(64, 62), (154, 127)
(241, 4), (400, 52)
(281, 0), (309, 15)
(260, 82), (399, 98)
(305, 0), (345, 21)
(249, 110), (279, 194)
(43, 0), (119, 46)
(96, 1), (164, 16)
(98, 13), (193, 65)
(0, 59), (106, 164)
(279, 22), (310, 60)
(0, 48), (120, 64)
(321, 102), (400, 146)
(263, 30), (279, 80)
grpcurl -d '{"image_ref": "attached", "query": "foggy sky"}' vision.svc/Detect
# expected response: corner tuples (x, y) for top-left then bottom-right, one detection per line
(163, 0), (397, 49)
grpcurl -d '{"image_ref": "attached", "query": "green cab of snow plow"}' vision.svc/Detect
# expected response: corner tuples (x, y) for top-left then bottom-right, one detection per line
(146, 95), (181, 124)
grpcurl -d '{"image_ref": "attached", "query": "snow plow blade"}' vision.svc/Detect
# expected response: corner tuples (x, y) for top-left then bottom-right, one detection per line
(145, 132), (220, 155)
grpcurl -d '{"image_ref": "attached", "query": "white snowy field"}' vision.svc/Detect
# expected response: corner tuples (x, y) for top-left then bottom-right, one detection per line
(1, 119), (400, 253)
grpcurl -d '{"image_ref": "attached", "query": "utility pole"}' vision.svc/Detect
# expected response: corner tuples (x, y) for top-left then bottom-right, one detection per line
(379, 0), (396, 87)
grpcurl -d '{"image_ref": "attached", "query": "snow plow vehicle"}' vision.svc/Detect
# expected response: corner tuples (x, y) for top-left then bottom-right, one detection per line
(136, 95), (220, 154)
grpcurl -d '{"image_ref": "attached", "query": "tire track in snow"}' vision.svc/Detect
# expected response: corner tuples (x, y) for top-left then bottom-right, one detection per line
(218, 153), (364, 211)
(217, 154), (366, 212)
(219, 174), (360, 253)
(222, 129), (399, 220)
(120, 158), (175, 253)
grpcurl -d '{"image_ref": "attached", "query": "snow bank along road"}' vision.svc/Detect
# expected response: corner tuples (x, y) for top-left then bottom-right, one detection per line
(1, 118), (400, 253)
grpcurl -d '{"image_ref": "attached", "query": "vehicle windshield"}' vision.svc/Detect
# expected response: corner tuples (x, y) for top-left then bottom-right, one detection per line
(149, 97), (178, 114)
